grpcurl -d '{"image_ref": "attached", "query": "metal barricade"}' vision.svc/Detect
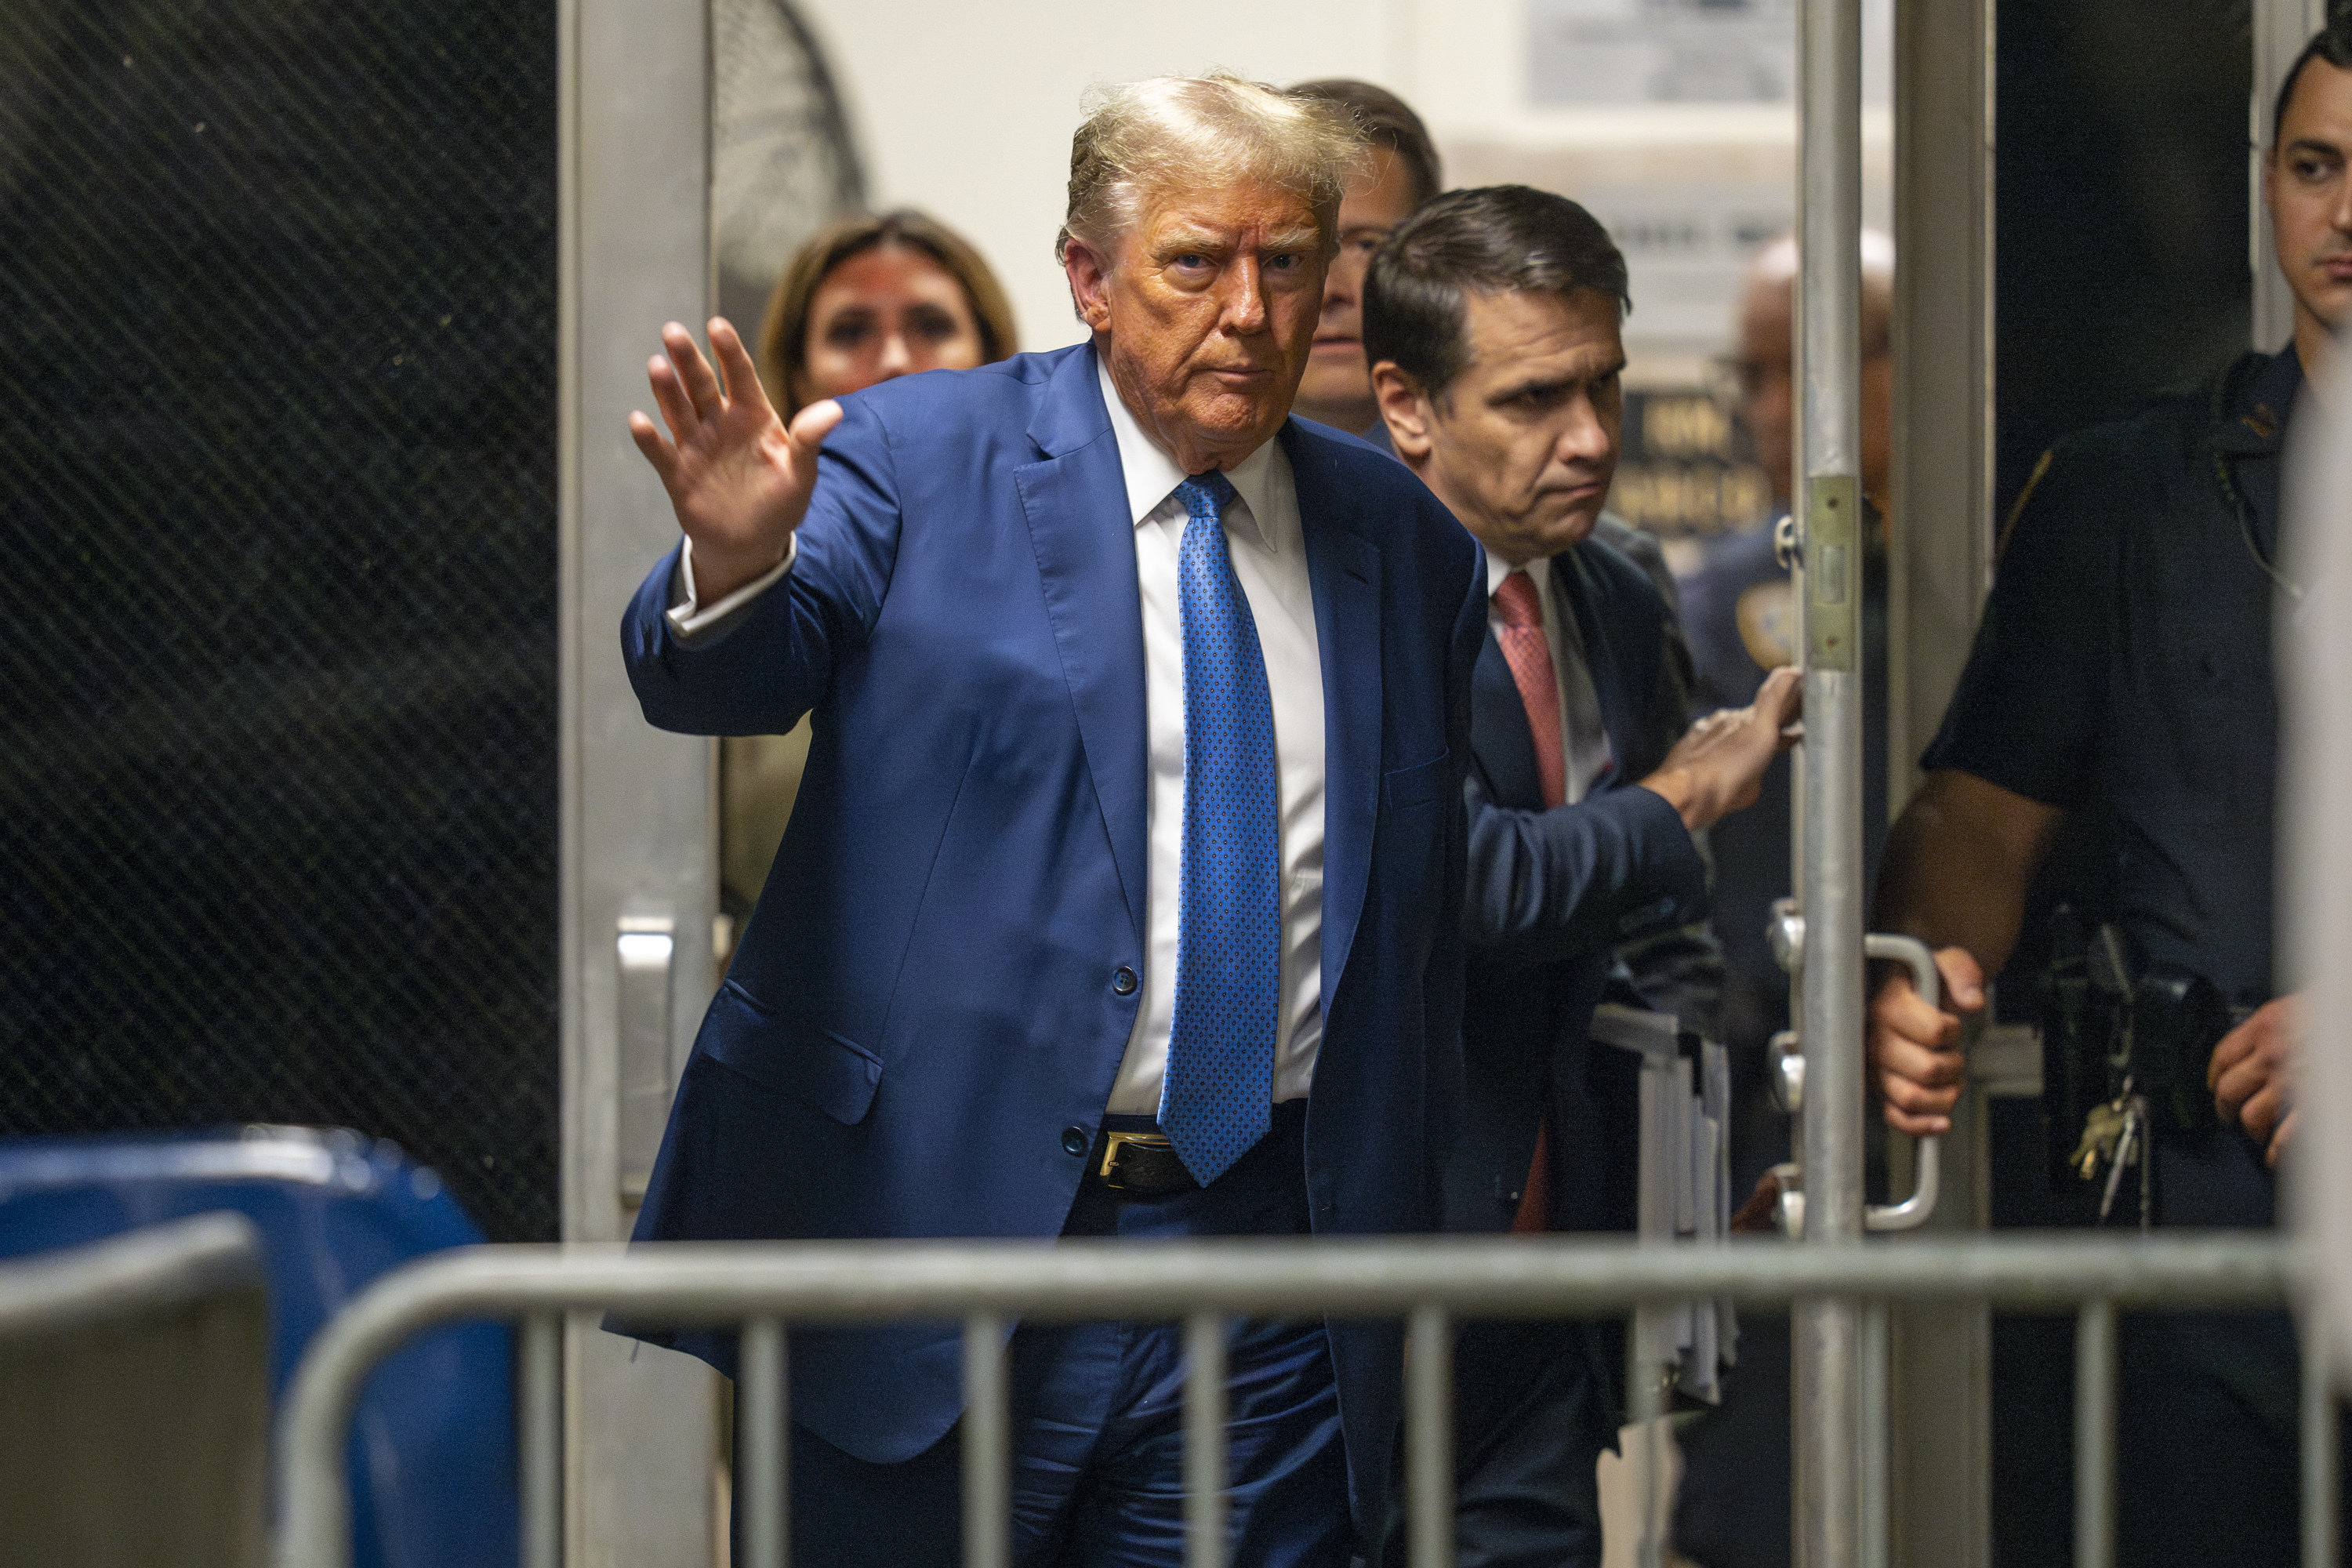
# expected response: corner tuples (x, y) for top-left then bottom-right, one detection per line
(3, 1212), (270, 1568)
(270, 1233), (2332, 1568)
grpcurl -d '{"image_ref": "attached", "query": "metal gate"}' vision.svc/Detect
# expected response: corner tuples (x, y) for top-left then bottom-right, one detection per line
(266, 1233), (2328, 1568)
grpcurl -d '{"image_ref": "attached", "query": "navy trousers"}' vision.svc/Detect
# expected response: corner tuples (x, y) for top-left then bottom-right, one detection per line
(742, 1103), (1353, 1567)
(1381, 1318), (1606, 1568)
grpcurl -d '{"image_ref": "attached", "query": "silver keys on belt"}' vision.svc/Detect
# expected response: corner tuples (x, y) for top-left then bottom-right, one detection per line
(2069, 1076), (2153, 1228)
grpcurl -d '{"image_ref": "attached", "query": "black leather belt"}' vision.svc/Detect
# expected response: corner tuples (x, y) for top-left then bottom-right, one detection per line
(1095, 1130), (1198, 1197)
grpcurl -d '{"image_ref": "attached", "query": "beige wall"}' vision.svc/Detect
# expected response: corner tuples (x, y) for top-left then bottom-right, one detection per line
(793, 0), (1403, 356)
(791, 0), (1885, 376)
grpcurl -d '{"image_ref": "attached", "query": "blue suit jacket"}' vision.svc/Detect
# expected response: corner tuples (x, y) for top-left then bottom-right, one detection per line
(619, 343), (1486, 1523)
(1447, 537), (1708, 1236)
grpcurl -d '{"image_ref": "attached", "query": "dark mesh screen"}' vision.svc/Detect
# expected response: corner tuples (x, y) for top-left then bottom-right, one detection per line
(0, 0), (561, 1240)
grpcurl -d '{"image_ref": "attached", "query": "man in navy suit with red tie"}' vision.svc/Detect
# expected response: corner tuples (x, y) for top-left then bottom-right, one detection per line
(616, 75), (1486, 1566)
(1366, 186), (1798, 1568)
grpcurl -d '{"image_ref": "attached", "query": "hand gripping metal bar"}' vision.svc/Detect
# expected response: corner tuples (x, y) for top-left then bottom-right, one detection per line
(1860, 932), (1940, 1232)
(1767, 914), (1942, 1232)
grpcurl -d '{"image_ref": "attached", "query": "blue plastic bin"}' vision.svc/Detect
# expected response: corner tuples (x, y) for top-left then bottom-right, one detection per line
(0, 1126), (519, 1568)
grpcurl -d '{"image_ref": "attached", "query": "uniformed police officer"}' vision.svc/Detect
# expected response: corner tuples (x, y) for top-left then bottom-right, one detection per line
(1868, 22), (2352, 1564)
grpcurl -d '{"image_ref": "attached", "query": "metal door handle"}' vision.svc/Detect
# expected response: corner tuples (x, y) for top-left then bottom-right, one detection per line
(1765, 908), (1942, 1232)
(616, 916), (676, 1206)
(1862, 932), (1940, 1232)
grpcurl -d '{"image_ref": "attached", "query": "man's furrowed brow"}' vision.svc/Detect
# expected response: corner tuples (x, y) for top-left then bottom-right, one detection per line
(1153, 225), (1231, 256)
(1264, 227), (1322, 254)
(1486, 354), (1625, 405)
(1488, 372), (1572, 405)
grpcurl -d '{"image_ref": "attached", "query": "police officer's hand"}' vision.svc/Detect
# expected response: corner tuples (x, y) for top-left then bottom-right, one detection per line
(1866, 946), (1984, 1136)
(1639, 666), (1803, 833)
(628, 316), (844, 603)
(2209, 993), (2299, 1167)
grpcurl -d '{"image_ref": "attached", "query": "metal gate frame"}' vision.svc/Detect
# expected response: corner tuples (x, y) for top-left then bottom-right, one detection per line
(270, 1233), (2325, 1568)
(557, 0), (728, 1552)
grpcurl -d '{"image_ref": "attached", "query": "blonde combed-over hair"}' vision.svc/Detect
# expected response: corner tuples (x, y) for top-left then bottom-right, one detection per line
(1057, 74), (1363, 265)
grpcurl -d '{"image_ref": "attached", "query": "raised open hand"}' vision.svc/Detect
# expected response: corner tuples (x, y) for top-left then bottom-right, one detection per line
(627, 317), (844, 602)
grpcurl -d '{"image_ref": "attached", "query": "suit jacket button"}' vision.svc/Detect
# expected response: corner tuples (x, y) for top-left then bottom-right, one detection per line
(1112, 966), (1138, 996)
(1061, 1125), (1090, 1156)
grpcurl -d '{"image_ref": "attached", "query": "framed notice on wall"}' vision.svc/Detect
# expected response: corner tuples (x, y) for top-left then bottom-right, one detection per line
(1528, 0), (1797, 105)
(1527, 0), (1889, 107)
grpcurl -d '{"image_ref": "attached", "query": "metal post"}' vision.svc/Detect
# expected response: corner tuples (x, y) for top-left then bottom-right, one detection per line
(1639, 1410), (1666, 1568)
(2074, 1301), (2117, 1568)
(1184, 1313), (1229, 1568)
(1794, 0), (1867, 1566)
(1886, 1), (1997, 1560)
(1406, 1305), (1454, 1568)
(739, 1317), (786, 1568)
(962, 1314), (1011, 1568)
(1627, 1317), (1667, 1568)
(2304, 1321), (2339, 1568)
(1859, 1301), (1889, 1568)
(522, 1312), (563, 1568)
(561, 0), (724, 1544)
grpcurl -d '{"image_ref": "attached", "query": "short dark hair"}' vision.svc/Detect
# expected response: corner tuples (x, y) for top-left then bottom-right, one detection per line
(1287, 78), (1443, 209)
(2272, 16), (2352, 151)
(1362, 184), (1630, 398)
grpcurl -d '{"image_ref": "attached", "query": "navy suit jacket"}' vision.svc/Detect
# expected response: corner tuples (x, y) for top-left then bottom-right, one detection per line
(619, 343), (1486, 1523)
(1446, 537), (1708, 1237)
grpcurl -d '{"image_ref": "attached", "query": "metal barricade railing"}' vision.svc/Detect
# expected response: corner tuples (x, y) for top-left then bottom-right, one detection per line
(4, 1213), (271, 1568)
(270, 1234), (2326, 1568)
(0, 1210), (263, 1337)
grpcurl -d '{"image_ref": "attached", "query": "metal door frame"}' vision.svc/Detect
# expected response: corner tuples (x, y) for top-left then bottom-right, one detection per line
(559, 0), (726, 1557)
(1882, 1), (1998, 1565)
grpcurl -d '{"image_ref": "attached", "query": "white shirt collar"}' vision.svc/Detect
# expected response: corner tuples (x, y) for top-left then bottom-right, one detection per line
(1096, 348), (1279, 553)
(1486, 550), (1552, 601)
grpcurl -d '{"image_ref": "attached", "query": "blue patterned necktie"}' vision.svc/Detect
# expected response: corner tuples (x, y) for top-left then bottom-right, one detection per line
(1160, 470), (1282, 1186)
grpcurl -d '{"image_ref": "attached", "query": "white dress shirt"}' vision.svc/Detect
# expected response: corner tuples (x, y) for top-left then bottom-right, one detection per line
(662, 352), (1329, 1120)
(1098, 358), (1327, 1118)
(1486, 554), (1613, 803)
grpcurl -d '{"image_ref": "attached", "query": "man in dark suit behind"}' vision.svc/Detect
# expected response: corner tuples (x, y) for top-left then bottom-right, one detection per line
(1364, 185), (1800, 1568)
(617, 74), (1486, 1567)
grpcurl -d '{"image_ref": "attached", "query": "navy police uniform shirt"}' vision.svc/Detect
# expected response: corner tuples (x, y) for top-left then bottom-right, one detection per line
(1925, 347), (2303, 1227)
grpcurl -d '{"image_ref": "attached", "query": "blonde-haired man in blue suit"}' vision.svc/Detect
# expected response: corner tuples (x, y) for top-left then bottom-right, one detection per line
(618, 74), (1485, 1566)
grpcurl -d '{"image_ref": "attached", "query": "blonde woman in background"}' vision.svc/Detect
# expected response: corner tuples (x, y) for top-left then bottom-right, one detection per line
(723, 210), (1018, 939)
(752, 209), (1017, 415)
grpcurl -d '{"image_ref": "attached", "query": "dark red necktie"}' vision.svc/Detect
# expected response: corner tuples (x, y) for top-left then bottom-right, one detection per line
(1493, 572), (1566, 811)
(1494, 570), (1561, 1233)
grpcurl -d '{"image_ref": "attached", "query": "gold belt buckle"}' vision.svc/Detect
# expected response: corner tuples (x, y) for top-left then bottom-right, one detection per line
(1098, 1129), (1173, 1185)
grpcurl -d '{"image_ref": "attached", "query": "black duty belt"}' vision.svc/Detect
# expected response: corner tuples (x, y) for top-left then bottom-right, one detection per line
(1095, 1130), (1198, 1197)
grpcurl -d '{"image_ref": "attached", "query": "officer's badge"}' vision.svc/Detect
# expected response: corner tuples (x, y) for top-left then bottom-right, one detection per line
(1737, 580), (1797, 670)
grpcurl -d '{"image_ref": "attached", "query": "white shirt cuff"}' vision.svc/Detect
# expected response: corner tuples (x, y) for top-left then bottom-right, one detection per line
(664, 535), (797, 644)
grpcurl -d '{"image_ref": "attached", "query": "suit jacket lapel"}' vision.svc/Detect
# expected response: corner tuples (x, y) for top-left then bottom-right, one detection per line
(1283, 422), (1381, 1011)
(1555, 544), (1638, 779)
(1469, 633), (1545, 808)
(1014, 345), (1148, 943)
(1472, 547), (1650, 808)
